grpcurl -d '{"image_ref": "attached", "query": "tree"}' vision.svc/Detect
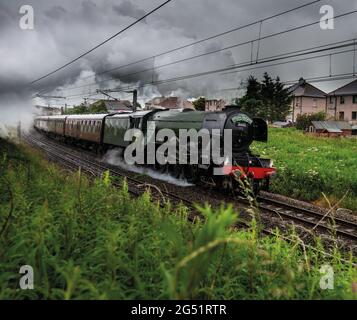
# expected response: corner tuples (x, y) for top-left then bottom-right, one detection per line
(64, 103), (88, 115)
(268, 76), (293, 122)
(193, 97), (206, 111)
(236, 76), (267, 118)
(237, 73), (293, 122)
(245, 75), (262, 100)
(64, 100), (109, 115)
(89, 100), (108, 114)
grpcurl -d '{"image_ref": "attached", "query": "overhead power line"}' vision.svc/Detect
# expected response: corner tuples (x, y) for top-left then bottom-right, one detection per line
(36, 0), (322, 95)
(42, 6), (357, 96)
(54, 36), (357, 95)
(29, 0), (175, 85)
(62, 42), (356, 100)
(64, 72), (357, 104)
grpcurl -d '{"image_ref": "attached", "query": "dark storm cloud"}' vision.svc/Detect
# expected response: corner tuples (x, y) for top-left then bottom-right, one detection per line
(113, 1), (147, 20)
(44, 5), (67, 20)
(0, 2), (17, 28)
(0, 0), (356, 118)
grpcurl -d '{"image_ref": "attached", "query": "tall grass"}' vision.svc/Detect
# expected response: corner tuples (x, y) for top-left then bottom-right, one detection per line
(0, 138), (356, 299)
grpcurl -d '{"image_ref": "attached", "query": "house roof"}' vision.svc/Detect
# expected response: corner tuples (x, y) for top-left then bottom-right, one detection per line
(103, 100), (133, 111)
(146, 97), (194, 109)
(160, 97), (180, 108)
(311, 121), (352, 133)
(288, 78), (326, 98)
(146, 97), (166, 105)
(328, 79), (357, 96)
(335, 121), (353, 130)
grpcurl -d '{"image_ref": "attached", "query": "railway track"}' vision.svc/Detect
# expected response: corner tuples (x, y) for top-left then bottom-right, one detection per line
(23, 132), (357, 249)
(257, 196), (357, 242)
(23, 133), (195, 210)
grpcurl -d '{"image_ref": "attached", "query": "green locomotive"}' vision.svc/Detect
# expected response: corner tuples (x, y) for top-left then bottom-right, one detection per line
(34, 106), (276, 193)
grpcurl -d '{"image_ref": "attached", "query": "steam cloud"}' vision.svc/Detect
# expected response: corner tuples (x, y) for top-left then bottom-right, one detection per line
(102, 149), (194, 187)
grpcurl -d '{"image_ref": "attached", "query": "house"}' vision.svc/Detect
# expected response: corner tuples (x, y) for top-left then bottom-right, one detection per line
(309, 121), (353, 137)
(99, 100), (133, 113)
(205, 99), (226, 112)
(327, 79), (357, 124)
(288, 78), (329, 122)
(145, 97), (194, 110)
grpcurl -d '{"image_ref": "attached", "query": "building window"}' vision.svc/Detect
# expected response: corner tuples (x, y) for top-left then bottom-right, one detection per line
(353, 95), (357, 104)
(353, 112), (357, 120)
(339, 111), (345, 121)
(340, 96), (345, 104)
(330, 96), (334, 104)
(312, 98), (317, 107)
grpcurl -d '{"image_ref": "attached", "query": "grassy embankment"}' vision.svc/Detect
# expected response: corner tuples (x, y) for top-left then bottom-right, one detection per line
(252, 128), (357, 212)
(0, 138), (356, 299)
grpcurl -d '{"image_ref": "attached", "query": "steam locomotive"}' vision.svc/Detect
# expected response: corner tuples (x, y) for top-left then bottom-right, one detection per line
(34, 106), (276, 193)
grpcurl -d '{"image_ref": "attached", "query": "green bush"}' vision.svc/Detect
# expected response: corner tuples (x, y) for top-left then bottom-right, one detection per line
(295, 112), (326, 131)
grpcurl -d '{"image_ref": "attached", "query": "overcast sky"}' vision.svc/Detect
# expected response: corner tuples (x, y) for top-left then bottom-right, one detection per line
(0, 0), (357, 128)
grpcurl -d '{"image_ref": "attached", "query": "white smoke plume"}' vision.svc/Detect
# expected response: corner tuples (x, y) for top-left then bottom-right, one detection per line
(0, 93), (35, 138)
(102, 148), (194, 187)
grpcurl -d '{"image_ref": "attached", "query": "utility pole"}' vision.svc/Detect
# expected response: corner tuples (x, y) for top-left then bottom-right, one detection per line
(124, 89), (138, 112)
(132, 90), (138, 112)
